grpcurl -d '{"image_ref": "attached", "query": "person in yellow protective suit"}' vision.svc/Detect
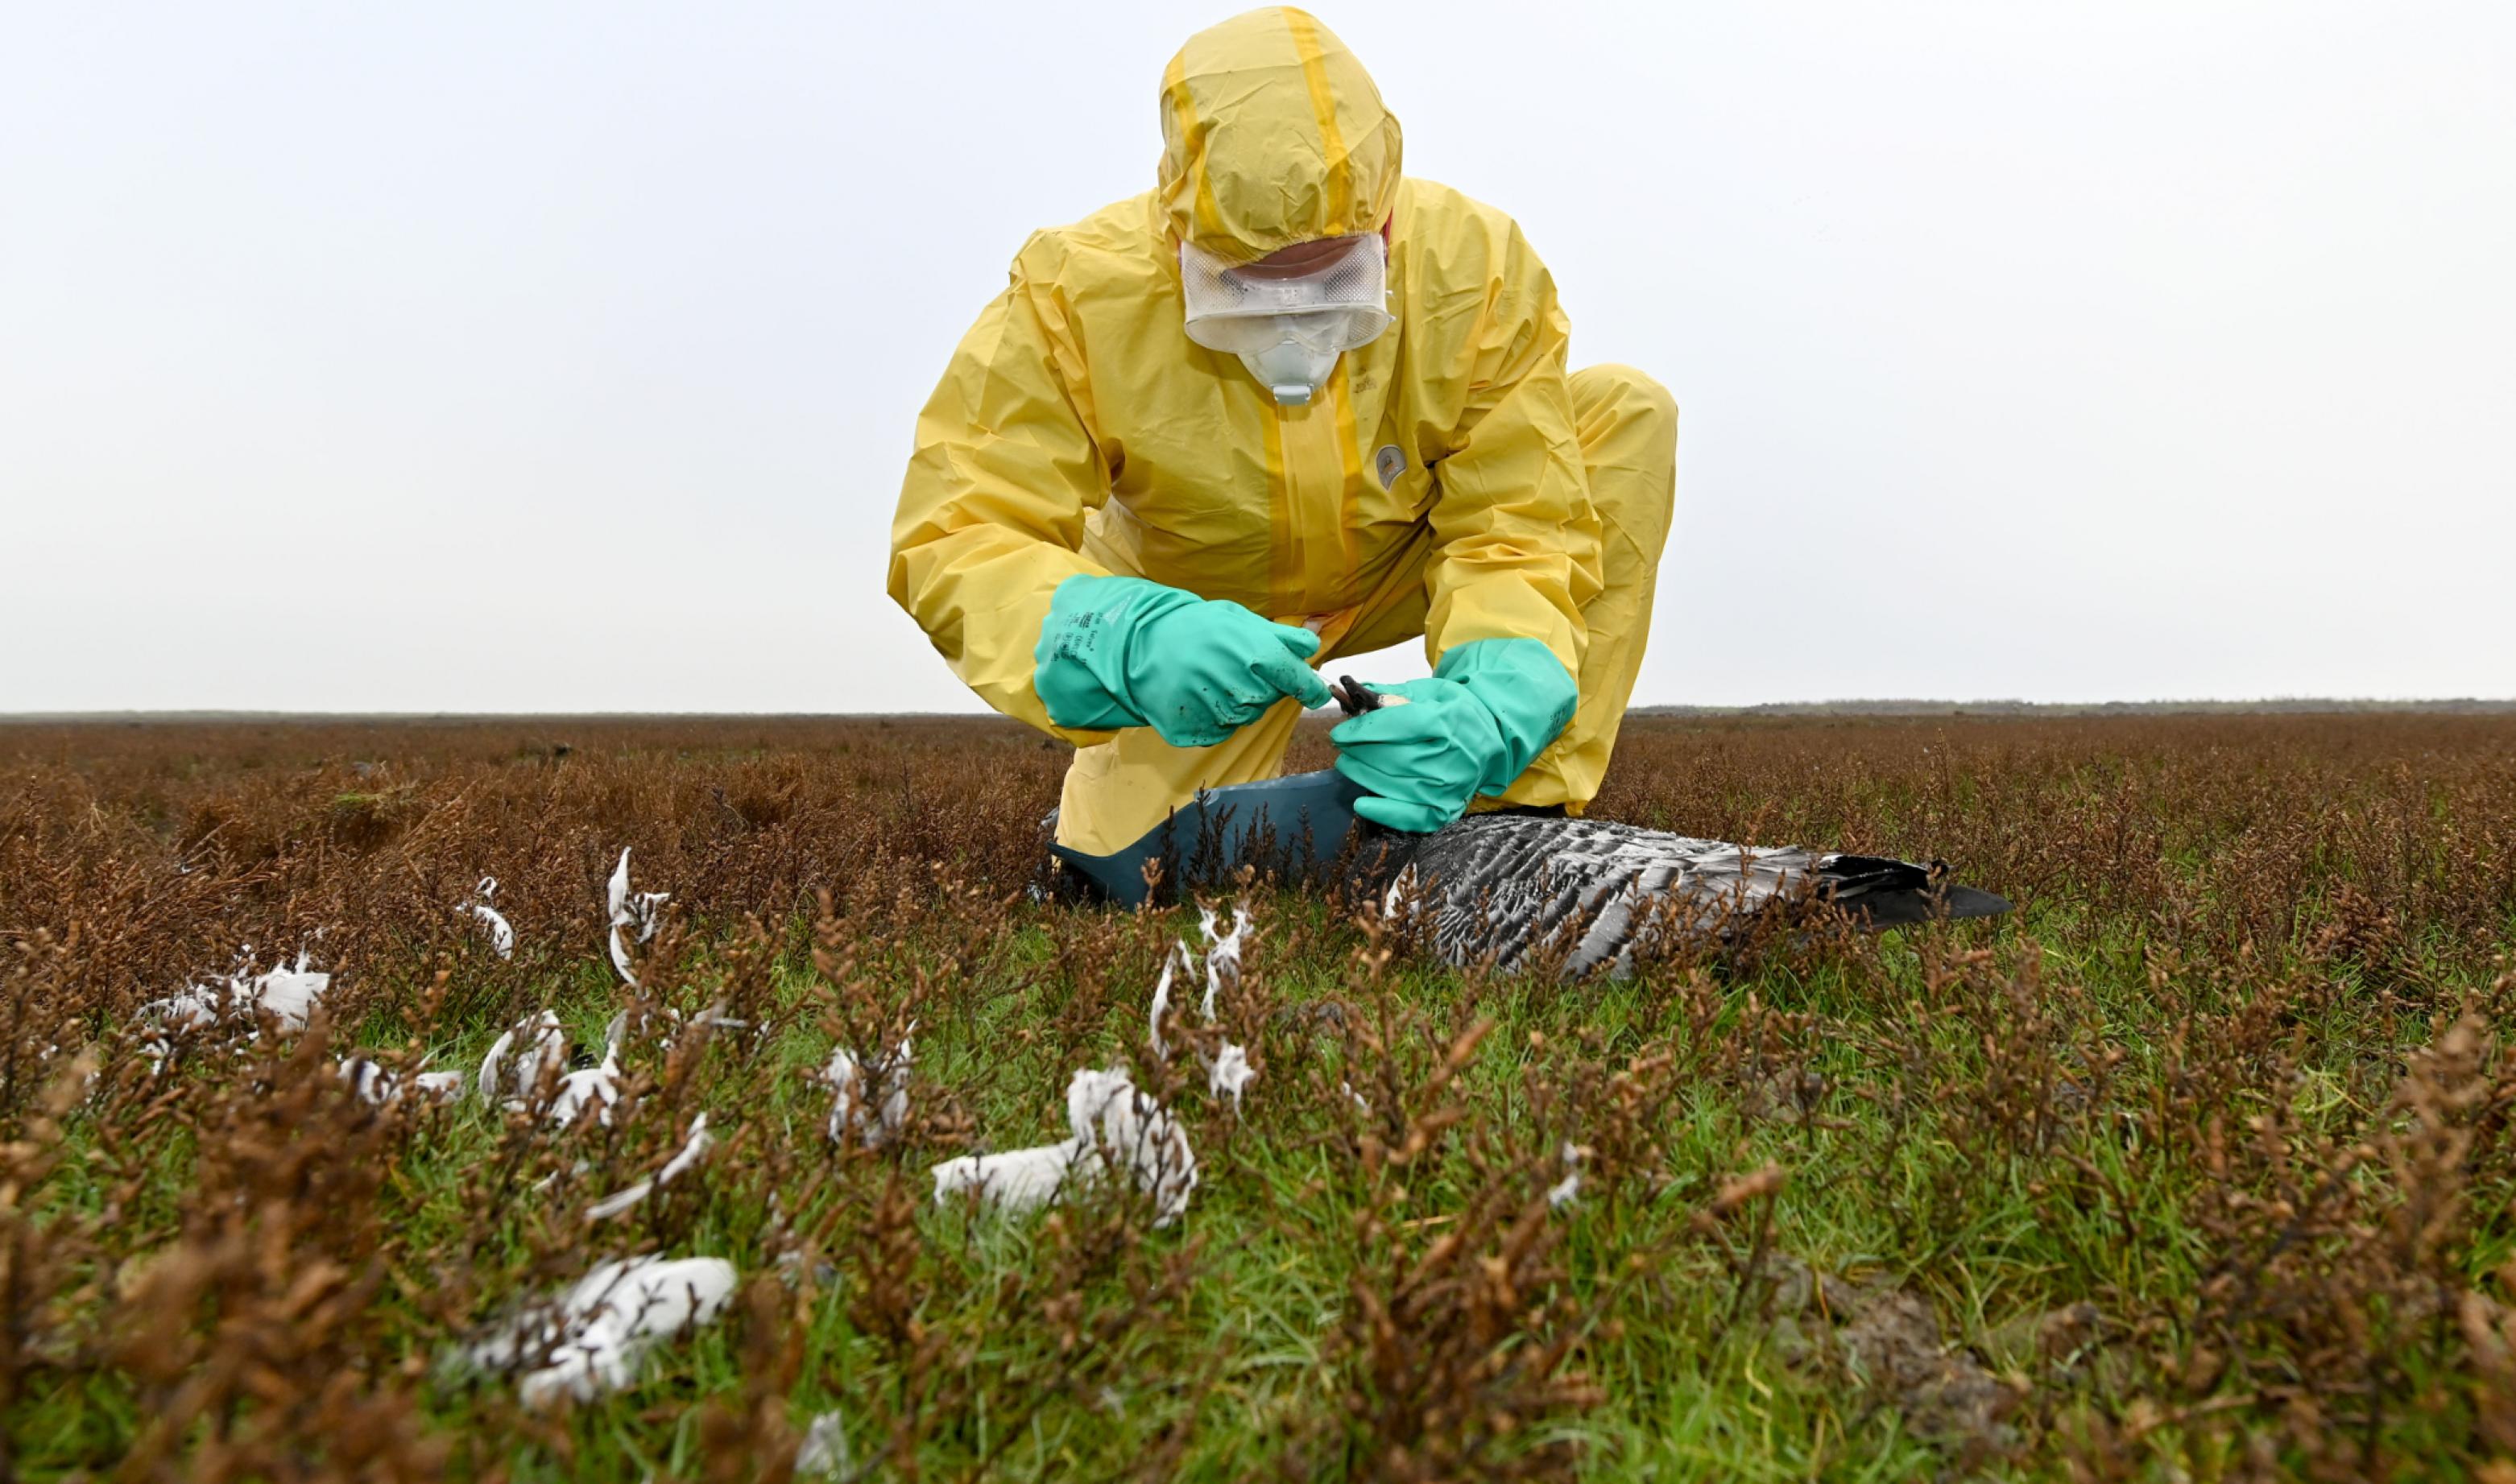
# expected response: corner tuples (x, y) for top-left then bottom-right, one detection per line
(888, 6), (1675, 860)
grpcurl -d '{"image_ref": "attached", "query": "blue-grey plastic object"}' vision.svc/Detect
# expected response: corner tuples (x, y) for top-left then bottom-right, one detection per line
(1048, 768), (1368, 907)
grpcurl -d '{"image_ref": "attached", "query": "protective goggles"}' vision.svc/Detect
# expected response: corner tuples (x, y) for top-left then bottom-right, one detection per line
(1178, 233), (1392, 356)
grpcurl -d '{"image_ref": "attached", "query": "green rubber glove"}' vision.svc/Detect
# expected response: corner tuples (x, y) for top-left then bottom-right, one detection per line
(1330, 638), (1579, 833)
(1034, 574), (1332, 747)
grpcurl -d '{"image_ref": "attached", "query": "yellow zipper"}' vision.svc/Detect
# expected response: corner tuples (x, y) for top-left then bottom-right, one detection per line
(1271, 373), (1364, 619)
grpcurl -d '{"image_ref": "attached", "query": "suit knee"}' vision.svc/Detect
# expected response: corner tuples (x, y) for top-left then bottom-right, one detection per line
(1569, 362), (1678, 442)
(1569, 365), (1676, 552)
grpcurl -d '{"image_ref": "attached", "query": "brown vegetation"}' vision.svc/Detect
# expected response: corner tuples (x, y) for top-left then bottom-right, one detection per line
(0, 712), (2511, 1479)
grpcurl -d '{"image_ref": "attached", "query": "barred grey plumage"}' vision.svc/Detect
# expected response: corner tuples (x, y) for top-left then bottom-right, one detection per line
(1047, 757), (2009, 973)
(1381, 813), (2007, 978)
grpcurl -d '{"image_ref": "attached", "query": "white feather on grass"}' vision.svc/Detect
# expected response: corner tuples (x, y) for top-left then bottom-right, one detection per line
(478, 1010), (567, 1107)
(795, 1411), (850, 1476)
(605, 848), (670, 988)
(144, 988), (223, 1033)
(412, 1069), (465, 1100)
(1546, 1143), (1587, 1210)
(1207, 1042), (1255, 1115)
(1192, 905), (1252, 1116)
(1151, 906), (1256, 1116)
(653, 1002), (759, 1038)
(932, 1066), (1197, 1227)
(338, 1056), (465, 1106)
(1071, 1066), (1198, 1226)
(338, 1056), (396, 1105)
(139, 948), (331, 1072)
(460, 876), (515, 959)
(585, 1114), (712, 1221)
(1196, 903), (1250, 1021)
(236, 951), (328, 1031)
(465, 1255), (736, 1408)
(1146, 943), (1185, 1060)
(823, 1033), (912, 1148)
(548, 1011), (627, 1129)
(929, 1139), (1085, 1216)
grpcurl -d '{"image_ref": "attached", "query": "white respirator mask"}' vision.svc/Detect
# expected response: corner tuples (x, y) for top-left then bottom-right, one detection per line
(1180, 233), (1392, 406)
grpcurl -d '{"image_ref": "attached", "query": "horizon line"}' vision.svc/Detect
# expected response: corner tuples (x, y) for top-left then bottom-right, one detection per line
(6, 697), (2515, 725)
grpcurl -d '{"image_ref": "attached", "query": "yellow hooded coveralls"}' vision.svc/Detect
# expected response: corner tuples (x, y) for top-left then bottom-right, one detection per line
(889, 7), (1676, 858)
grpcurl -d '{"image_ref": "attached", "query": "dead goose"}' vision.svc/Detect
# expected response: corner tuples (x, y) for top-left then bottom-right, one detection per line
(1383, 811), (2007, 977)
(1049, 681), (2006, 977)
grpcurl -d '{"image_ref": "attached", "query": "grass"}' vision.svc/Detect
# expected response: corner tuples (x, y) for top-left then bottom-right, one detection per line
(2, 713), (2513, 1479)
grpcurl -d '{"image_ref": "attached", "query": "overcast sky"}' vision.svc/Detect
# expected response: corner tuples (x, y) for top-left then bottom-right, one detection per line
(4, 2), (2510, 713)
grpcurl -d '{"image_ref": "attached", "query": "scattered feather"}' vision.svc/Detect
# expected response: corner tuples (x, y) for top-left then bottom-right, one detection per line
(657, 1002), (756, 1035)
(235, 950), (328, 1031)
(930, 1139), (1085, 1216)
(1146, 944), (1183, 1060)
(605, 848), (670, 987)
(465, 1255), (736, 1408)
(1068, 1066), (1198, 1226)
(478, 1011), (567, 1107)
(1144, 907), (1252, 1104)
(1546, 1143), (1587, 1210)
(548, 1012), (627, 1128)
(138, 949), (331, 1071)
(795, 1411), (850, 1476)
(1196, 903), (1250, 1020)
(1207, 1041), (1255, 1115)
(822, 1033), (912, 1147)
(460, 875), (515, 959)
(144, 988), (223, 1034)
(337, 1056), (461, 1106)
(932, 1067), (1194, 1225)
(338, 1056), (398, 1105)
(586, 1114), (712, 1221)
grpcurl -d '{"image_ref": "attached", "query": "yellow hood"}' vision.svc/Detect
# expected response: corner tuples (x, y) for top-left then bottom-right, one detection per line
(1156, 8), (1404, 261)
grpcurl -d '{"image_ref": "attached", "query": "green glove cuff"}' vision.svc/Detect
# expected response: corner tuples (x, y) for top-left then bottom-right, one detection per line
(1033, 575), (1197, 731)
(1433, 638), (1579, 795)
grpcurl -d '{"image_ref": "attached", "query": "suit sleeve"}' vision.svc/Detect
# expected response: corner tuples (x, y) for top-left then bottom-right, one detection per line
(888, 249), (1119, 744)
(1419, 225), (1604, 684)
